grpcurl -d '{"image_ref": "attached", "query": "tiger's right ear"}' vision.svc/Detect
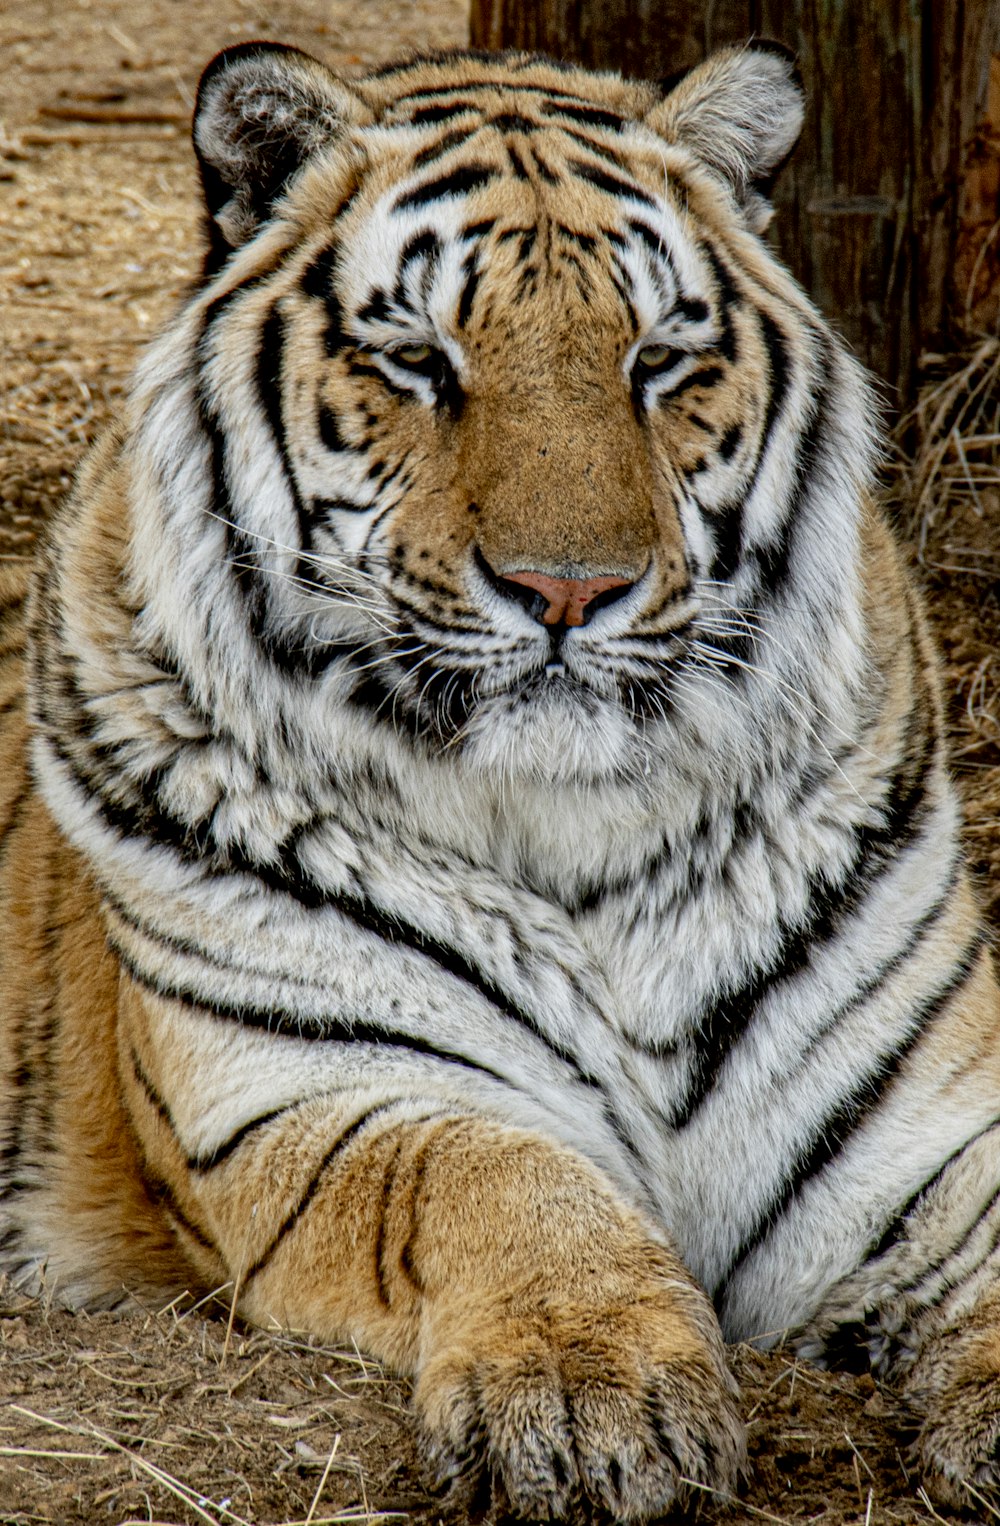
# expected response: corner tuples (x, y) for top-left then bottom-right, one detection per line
(193, 43), (370, 264)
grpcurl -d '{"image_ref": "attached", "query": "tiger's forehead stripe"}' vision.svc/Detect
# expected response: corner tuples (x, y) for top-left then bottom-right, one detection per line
(325, 112), (705, 347)
(394, 163), (499, 213)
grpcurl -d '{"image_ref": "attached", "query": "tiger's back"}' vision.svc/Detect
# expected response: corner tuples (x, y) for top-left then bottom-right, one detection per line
(3, 41), (1000, 1520)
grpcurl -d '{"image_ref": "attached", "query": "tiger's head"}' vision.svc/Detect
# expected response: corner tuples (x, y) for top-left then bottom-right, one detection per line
(130, 43), (875, 790)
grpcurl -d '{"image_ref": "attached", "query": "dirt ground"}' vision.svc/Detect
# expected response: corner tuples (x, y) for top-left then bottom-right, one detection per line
(1, 2), (1000, 1523)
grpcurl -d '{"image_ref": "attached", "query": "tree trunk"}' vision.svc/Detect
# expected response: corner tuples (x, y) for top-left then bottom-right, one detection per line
(469, 0), (1000, 403)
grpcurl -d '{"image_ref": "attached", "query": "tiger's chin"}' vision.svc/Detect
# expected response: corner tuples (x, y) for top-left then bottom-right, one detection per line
(456, 675), (636, 786)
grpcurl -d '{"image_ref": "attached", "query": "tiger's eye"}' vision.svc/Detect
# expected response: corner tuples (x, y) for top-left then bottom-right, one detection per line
(393, 343), (435, 366)
(637, 343), (677, 369)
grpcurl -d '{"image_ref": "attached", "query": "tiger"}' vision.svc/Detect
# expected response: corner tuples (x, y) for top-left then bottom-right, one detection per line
(2, 36), (1000, 1521)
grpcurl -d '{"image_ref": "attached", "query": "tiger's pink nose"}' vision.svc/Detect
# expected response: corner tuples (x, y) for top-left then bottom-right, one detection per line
(498, 569), (634, 627)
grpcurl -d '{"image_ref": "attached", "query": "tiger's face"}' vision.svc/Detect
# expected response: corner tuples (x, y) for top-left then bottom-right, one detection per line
(165, 44), (868, 785)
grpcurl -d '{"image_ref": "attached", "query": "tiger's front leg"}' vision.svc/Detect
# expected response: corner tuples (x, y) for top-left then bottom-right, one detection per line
(129, 1021), (742, 1519)
(248, 1118), (742, 1519)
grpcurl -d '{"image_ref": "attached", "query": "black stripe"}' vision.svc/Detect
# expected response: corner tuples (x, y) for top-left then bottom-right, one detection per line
(131, 1044), (288, 1177)
(705, 305), (791, 587)
(347, 356), (412, 399)
(201, 406), (278, 669)
(457, 252), (481, 327)
(190, 1109), (291, 1171)
(541, 100), (623, 131)
(398, 1131), (436, 1291)
(0, 685), (25, 721)
(301, 246), (348, 359)
(242, 1103), (398, 1283)
(318, 405), (347, 454)
(255, 304), (295, 495)
(116, 943), (517, 1084)
(397, 229), (441, 279)
(407, 101), (479, 125)
(357, 288), (392, 325)
(394, 164), (497, 212)
(560, 134), (627, 169)
(48, 729), (650, 1187)
(102, 809), (643, 1176)
(506, 142), (530, 180)
(678, 295), (711, 324)
(310, 494), (370, 519)
(300, 242), (338, 300)
(37, 688), (629, 1149)
(0, 1225), (25, 1258)
(531, 149), (559, 184)
(126, 1054), (222, 1256)
(627, 218), (667, 261)
(321, 286), (346, 358)
(604, 254), (637, 331)
(756, 309), (791, 478)
(413, 126), (478, 167)
(197, 393), (339, 678)
(568, 159), (656, 207)
(399, 232), (443, 271)
(557, 224), (596, 254)
(717, 933), (989, 1302)
(150, 1173), (221, 1256)
(489, 113), (537, 134)
(698, 246), (739, 365)
(199, 245), (292, 343)
(901, 1188), (1000, 1319)
(131, 1046), (179, 1136)
(668, 365), (724, 399)
(0, 585), (27, 616)
(197, 287), (342, 677)
(705, 501), (744, 586)
(751, 377), (830, 592)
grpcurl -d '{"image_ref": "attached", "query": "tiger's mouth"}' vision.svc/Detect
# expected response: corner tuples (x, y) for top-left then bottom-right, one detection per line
(383, 634), (672, 738)
(361, 636), (656, 783)
(455, 658), (639, 783)
(347, 604), (681, 781)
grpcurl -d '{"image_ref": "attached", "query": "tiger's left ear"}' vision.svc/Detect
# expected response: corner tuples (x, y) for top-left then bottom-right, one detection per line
(193, 42), (371, 263)
(645, 43), (804, 233)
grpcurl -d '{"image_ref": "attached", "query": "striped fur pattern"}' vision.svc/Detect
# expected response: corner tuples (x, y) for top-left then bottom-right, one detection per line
(2, 41), (1000, 1517)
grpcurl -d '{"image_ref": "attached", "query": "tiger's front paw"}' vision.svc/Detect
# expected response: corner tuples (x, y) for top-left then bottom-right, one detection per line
(414, 1283), (744, 1520)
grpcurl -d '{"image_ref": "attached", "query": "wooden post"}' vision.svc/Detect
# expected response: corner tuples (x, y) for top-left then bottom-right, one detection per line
(470, 0), (1000, 403)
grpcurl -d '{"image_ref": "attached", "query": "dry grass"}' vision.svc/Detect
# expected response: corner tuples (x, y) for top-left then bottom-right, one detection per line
(886, 339), (1000, 929)
(0, 1277), (427, 1526)
(895, 336), (1000, 574)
